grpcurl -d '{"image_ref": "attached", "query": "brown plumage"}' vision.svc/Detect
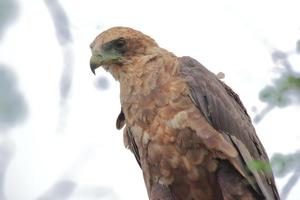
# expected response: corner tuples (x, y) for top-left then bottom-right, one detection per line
(90, 27), (280, 200)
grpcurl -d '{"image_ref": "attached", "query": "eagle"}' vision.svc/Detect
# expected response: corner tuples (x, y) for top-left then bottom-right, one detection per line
(89, 27), (279, 200)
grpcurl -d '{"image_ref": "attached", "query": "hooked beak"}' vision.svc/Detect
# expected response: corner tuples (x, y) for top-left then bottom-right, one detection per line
(90, 53), (104, 75)
(90, 51), (123, 75)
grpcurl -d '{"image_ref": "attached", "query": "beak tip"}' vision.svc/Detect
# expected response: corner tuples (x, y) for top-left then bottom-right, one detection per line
(90, 54), (103, 75)
(90, 62), (97, 75)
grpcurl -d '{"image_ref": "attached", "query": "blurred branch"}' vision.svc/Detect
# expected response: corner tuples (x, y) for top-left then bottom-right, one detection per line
(271, 152), (300, 178)
(44, 0), (72, 45)
(0, 138), (15, 200)
(271, 151), (300, 200)
(44, 0), (74, 131)
(281, 167), (300, 200)
(253, 104), (274, 123)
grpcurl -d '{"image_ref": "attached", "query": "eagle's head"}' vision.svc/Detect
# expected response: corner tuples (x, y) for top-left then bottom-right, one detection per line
(89, 27), (158, 75)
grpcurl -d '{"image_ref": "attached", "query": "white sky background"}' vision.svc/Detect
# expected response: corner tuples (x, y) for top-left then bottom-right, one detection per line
(0, 0), (300, 199)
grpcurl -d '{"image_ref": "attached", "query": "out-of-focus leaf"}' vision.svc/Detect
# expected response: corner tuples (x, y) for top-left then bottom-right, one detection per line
(259, 73), (300, 108)
(0, 65), (27, 131)
(259, 85), (290, 107)
(247, 160), (272, 175)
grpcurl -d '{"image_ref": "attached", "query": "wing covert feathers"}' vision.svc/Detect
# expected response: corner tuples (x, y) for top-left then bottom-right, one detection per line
(179, 56), (279, 200)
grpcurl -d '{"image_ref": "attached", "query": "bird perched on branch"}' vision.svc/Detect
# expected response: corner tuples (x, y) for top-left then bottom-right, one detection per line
(90, 27), (279, 200)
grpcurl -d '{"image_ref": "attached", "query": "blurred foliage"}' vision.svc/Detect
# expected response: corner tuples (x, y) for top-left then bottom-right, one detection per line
(247, 160), (272, 176)
(0, 65), (27, 131)
(256, 38), (300, 199)
(271, 151), (300, 199)
(271, 151), (300, 178)
(254, 40), (300, 123)
(259, 74), (300, 107)
(259, 48), (300, 108)
(0, 0), (18, 39)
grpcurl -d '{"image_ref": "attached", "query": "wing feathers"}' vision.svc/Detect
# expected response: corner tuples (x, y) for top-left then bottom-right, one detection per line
(179, 56), (279, 200)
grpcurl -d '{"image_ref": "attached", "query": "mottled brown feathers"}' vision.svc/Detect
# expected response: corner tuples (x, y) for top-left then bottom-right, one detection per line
(90, 27), (279, 200)
(90, 27), (157, 48)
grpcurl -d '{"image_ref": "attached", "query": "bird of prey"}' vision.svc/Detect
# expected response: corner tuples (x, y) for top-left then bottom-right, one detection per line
(90, 27), (279, 200)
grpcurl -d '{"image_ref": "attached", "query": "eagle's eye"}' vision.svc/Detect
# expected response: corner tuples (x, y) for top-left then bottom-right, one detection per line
(114, 38), (126, 50)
